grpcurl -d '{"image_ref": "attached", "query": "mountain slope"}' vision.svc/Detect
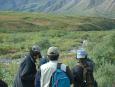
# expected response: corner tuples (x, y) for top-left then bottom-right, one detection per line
(0, 0), (115, 18)
(0, 12), (115, 32)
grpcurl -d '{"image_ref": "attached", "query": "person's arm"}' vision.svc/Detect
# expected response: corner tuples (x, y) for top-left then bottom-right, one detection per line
(72, 66), (83, 87)
(35, 70), (41, 87)
(66, 66), (74, 84)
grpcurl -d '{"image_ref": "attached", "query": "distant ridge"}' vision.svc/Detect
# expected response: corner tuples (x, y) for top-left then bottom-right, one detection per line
(0, 0), (115, 18)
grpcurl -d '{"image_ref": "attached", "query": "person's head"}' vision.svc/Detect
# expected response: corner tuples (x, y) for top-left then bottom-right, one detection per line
(30, 45), (42, 60)
(47, 46), (59, 61)
(0, 80), (8, 87)
(76, 49), (87, 63)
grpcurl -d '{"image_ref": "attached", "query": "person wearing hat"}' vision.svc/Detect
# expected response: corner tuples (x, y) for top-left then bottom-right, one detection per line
(13, 45), (42, 87)
(35, 46), (73, 87)
(72, 49), (97, 87)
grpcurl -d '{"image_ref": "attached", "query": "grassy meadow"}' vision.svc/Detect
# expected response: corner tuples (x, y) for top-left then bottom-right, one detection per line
(0, 12), (115, 87)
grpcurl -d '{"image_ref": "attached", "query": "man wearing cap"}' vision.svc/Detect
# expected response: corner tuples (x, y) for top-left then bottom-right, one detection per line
(35, 46), (73, 87)
(72, 49), (97, 87)
(14, 45), (42, 87)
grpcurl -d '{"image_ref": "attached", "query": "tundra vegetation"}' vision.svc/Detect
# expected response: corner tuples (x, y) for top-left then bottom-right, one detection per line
(0, 12), (115, 87)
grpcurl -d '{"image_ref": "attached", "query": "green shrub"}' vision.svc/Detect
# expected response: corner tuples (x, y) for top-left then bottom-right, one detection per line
(87, 33), (115, 67)
(95, 63), (115, 87)
(36, 38), (51, 50)
(0, 64), (4, 79)
(0, 62), (19, 87)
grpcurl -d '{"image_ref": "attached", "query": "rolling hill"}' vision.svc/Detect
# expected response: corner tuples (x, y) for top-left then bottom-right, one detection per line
(0, 12), (115, 33)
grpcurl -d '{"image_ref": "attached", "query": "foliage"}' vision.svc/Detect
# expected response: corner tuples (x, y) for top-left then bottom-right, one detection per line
(94, 63), (115, 87)
(0, 62), (19, 87)
(85, 32), (115, 87)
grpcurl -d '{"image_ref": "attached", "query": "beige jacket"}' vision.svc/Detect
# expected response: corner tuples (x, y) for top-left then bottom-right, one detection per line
(40, 61), (66, 87)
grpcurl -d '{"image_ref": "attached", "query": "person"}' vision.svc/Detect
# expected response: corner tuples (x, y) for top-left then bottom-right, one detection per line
(0, 79), (8, 87)
(72, 49), (97, 87)
(13, 45), (42, 87)
(35, 55), (49, 87)
(35, 46), (73, 87)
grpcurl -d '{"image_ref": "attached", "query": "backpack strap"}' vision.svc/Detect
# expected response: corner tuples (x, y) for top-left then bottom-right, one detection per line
(77, 62), (89, 80)
(49, 63), (67, 87)
(77, 62), (87, 87)
(79, 62), (94, 87)
(83, 64), (88, 82)
(57, 63), (67, 72)
(57, 63), (62, 69)
(49, 63), (62, 87)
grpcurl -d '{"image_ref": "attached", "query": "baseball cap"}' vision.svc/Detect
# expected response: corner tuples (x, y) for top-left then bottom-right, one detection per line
(47, 47), (59, 55)
(77, 49), (87, 59)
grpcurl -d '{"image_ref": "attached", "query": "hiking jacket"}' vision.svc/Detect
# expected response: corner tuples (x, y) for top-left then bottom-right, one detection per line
(13, 54), (37, 87)
(72, 59), (94, 87)
(35, 61), (73, 87)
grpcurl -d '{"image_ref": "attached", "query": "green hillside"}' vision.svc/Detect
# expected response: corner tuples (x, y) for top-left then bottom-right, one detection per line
(0, 12), (115, 87)
(0, 12), (115, 33)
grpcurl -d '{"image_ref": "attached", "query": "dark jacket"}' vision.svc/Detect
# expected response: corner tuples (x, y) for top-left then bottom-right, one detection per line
(72, 59), (94, 87)
(72, 65), (84, 87)
(13, 55), (37, 87)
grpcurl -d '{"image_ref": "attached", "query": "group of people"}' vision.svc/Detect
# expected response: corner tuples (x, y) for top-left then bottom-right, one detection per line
(13, 45), (97, 87)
